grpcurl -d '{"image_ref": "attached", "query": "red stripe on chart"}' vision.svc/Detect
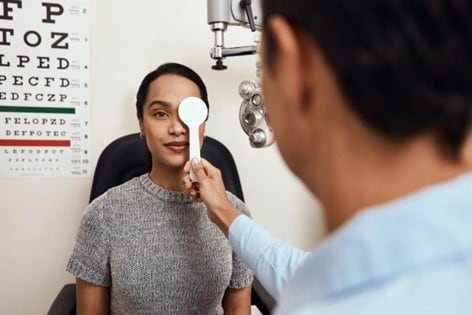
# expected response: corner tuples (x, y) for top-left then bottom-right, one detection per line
(0, 139), (71, 147)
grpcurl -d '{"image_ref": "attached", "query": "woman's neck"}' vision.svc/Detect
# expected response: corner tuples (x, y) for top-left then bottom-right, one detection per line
(148, 166), (185, 192)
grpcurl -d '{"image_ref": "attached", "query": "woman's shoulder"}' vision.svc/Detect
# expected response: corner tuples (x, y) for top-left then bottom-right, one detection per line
(99, 174), (144, 196)
(87, 175), (145, 212)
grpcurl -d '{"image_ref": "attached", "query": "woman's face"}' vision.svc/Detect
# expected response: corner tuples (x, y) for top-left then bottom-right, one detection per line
(139, 74), (206, 171)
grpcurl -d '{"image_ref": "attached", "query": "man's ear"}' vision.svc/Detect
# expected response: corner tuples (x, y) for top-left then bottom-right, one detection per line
(267, 16), (306, 116)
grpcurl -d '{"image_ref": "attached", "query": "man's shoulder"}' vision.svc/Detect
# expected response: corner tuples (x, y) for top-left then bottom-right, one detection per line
(277, 252), (472, 315)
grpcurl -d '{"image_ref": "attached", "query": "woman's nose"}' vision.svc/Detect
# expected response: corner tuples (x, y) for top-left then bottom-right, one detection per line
(169, 117), (187, 136)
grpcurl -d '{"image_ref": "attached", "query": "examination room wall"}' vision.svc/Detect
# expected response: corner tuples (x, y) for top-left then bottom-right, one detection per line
(0, 1), (325, 314)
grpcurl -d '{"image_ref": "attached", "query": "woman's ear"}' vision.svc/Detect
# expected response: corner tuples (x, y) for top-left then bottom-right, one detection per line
(138, 119), (144, 137)
(199, 121), (206, 135)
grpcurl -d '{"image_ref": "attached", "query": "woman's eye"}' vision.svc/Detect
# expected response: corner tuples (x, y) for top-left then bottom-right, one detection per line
(153, 111), (168, 119)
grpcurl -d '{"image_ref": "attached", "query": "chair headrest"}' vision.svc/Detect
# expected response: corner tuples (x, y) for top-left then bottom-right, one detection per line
(89, 133), (244, 202)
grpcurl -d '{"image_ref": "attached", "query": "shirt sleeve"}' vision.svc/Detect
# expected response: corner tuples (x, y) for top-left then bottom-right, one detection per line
(227, 193), (254, 289)
(66, 197), (111, 287)
(229, 215), (310, 300)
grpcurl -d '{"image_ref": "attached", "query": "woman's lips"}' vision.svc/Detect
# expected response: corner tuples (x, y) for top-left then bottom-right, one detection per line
(164, 141), (188, 152)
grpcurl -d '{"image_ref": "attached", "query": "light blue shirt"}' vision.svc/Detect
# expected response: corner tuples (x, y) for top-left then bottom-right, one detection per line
(229, 173), (472, 314)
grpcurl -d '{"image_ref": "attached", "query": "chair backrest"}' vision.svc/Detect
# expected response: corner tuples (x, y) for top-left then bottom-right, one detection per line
(89, 133), (245, 202)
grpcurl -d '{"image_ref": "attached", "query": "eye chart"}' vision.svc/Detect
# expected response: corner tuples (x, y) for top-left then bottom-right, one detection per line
(0, 0), (90, 177)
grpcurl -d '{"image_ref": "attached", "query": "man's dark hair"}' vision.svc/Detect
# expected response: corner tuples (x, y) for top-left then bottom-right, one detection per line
(263, 0), (472, 156)
(136, 62), (209, 119)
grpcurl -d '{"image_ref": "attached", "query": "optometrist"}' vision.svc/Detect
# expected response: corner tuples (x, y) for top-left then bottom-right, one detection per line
(183, 1), (472, 314)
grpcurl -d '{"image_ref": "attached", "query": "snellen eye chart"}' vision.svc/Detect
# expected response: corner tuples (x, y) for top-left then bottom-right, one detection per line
(0, 0), (91, 177)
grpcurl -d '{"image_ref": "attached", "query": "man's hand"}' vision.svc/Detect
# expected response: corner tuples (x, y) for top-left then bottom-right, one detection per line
(182, 158), (241, 237)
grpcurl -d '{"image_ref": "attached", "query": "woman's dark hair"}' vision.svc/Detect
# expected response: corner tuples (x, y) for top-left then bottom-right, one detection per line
(263, 0), (472, 156)
(136, 62), (209, 119)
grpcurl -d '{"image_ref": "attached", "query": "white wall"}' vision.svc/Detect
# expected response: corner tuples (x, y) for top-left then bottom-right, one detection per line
(0, 1), (325, 314)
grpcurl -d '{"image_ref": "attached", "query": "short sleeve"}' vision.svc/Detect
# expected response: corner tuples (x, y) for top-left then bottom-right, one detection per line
(227, 192), (254, 289)
(66, 197), (111, 287)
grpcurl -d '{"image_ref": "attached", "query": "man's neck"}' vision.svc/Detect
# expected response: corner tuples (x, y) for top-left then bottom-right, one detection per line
(314, 133), (472, 232)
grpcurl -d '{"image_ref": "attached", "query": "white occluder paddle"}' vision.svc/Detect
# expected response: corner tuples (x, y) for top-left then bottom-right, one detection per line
(178, 96), (208, 182)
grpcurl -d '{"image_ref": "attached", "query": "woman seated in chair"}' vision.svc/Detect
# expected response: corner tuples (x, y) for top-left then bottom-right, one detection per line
(66, 62), (253, 314)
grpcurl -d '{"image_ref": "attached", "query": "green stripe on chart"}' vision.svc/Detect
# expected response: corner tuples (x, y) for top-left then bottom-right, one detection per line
(0, 106), (75, 114)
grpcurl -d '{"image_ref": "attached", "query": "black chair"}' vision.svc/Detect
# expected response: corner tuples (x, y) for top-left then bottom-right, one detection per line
(48, 133), (275, 314)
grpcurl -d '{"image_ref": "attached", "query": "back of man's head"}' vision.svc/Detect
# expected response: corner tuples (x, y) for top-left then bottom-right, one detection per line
(263, 0), (472, 157)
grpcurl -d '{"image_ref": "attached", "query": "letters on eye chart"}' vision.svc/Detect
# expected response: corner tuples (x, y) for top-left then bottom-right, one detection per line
(0, 0), (91, 177)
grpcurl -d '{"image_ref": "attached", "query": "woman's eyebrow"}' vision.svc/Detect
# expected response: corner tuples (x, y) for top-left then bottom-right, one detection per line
(148, 100), (171, 108)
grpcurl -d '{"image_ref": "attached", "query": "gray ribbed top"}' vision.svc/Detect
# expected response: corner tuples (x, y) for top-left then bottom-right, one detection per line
(66, 174), (253, 314)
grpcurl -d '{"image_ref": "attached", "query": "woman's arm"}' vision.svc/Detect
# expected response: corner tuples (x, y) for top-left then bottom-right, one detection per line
(76, 278), (110, 315)
(222, 286), (252, 315)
